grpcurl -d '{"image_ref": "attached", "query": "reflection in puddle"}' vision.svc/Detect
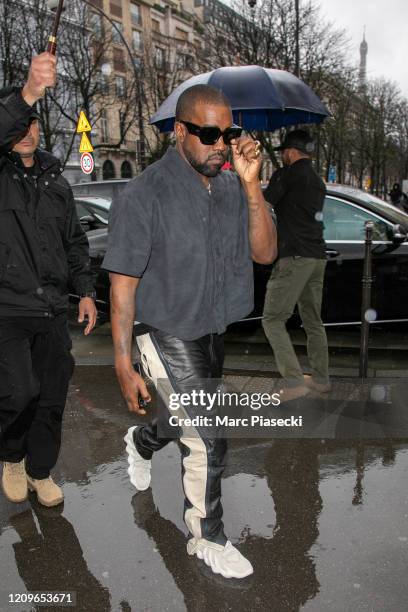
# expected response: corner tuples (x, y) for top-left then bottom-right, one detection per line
(2, 374), (407, 612)
(5, 504), (110, 611)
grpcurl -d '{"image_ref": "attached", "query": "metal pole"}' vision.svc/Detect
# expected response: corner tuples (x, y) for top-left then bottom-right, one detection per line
(359, 220), (374, 378)
(295, 0), (300, 77)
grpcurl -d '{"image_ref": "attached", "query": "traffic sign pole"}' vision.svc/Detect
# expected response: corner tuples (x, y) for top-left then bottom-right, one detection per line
(76, 110), (94, 174)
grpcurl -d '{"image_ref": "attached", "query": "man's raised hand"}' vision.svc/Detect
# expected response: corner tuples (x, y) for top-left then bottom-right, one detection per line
(22, 53), (57, 106)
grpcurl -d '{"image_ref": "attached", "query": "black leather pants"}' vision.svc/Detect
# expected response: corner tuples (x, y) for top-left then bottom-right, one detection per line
(134, 329), (227, 546)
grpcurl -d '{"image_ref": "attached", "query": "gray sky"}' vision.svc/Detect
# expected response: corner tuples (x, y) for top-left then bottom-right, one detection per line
(318, 0), (408, 97)
(221, 0), (408, 97)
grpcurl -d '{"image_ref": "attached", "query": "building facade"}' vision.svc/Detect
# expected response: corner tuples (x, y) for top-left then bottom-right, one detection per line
(82, 0), (204, 183)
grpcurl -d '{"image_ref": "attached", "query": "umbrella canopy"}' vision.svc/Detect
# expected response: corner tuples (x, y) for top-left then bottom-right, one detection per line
(150, 65), (330, 133)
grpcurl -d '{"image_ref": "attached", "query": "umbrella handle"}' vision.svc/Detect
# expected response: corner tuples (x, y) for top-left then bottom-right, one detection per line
(47, 0), (65, 56)
(47, 36), (57, 55)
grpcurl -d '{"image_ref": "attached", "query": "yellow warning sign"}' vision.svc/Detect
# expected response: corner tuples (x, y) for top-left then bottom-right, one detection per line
(79, 132), (94, 153)
(76, 111), (92, 133)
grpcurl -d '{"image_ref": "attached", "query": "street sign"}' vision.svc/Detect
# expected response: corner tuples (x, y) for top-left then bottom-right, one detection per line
(80, 152), (94, 175)
(76, 111), (92, 133)
(79, 132), (94, 153)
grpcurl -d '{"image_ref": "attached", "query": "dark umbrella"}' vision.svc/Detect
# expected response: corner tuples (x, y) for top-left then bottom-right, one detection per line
(150, 65), (330, 133)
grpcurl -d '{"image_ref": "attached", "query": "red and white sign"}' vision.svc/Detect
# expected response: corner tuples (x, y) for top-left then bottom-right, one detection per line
(80, 152), (94, 175)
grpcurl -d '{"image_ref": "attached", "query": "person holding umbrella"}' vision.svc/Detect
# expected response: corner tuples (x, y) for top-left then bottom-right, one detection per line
(262, 129), (330, 402)
(0, 53), (97, 507)
(103, 84), (277, 579)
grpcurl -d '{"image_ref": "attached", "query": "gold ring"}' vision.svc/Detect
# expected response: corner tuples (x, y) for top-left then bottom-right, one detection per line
(254, 140), (261, 157)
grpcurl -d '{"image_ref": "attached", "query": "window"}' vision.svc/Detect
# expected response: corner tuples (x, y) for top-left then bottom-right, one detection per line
(113, 47), (125, 72)
(112, 20), (123, 44)
(227, 40), (236, 54)
(152, 19), (160, 32)
(90, 12), (103, 39)
(115, 76), (126, 97)
(103, 160), (116, 180)
(132, 29), (143, 52)
(99, 111), (109, 142)
(175, 27), (188, 40)
(110, 0), (122, 19)
(130, 2), (142, 26)
(155, 47), (165, 69)
(177, 54), (194, 70)
(97, 72), (110, 96)
(119, 111), (126, 139)
(323, 197), (390, 242)
(136, 140), (145, 168)
(121, 161), (133, 178)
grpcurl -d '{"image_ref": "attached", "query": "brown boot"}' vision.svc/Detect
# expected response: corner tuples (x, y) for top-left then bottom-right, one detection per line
(303, 375), (331, 394)
(278, 385), (310, 403)
(2, 460), (28, 503)
(27, 475), (64, 507)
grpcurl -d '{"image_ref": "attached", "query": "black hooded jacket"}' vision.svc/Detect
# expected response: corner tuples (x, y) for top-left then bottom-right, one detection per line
(0, 88), (94, 317)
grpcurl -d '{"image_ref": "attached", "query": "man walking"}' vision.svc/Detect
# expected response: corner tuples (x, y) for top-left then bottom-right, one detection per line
(262, 130), (330, 402)
(103, 84), (276, 578)
(0, 53), (97, 507)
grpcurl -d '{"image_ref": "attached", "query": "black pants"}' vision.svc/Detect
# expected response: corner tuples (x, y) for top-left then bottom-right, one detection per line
(135, 330), (227, 546)
(0, 315), (74, 479)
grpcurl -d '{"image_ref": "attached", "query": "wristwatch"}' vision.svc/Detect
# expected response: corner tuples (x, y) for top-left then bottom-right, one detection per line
(80, 291), (97, 299)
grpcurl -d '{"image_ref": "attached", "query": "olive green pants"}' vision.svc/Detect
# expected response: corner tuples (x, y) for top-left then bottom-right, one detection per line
(262, 257), (329, 386)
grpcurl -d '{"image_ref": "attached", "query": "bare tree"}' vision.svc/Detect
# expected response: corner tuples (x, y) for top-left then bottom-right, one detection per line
(140, 34), (198, 164)
(198, 0), (349, 169)
(3, 0), (143, 169)
(0, 1), (27, 87)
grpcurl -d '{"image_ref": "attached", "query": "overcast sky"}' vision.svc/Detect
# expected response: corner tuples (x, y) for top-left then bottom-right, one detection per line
(222, 0), (408, 97)
(318, 0), (408, 97)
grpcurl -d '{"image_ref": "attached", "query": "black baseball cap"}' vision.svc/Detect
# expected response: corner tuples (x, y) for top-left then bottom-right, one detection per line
(274, 129), (315, 154)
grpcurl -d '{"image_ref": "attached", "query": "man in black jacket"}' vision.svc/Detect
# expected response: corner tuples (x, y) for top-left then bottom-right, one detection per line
(0, 53), (97, 507)
(262, 130), (330, 402)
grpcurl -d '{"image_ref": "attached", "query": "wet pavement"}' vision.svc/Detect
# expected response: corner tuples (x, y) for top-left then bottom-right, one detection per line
(69, 318), (408, 377)
(1, 323), (408, 611)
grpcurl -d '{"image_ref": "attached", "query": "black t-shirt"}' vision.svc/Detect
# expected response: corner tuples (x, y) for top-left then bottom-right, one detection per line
(264, 158), (326, 259)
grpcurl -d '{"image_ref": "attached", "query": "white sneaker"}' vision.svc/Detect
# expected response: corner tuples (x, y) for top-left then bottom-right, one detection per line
(124, 426), (151, 491)
(187, 538), (253, 579)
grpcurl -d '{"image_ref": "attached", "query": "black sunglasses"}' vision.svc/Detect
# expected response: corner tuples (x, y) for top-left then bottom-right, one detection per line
(179, 120), (243, 145)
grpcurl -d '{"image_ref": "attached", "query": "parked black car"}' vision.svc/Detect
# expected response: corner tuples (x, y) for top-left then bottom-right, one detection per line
(72, 179), (129, 200)
(81, 185), (408, 326)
